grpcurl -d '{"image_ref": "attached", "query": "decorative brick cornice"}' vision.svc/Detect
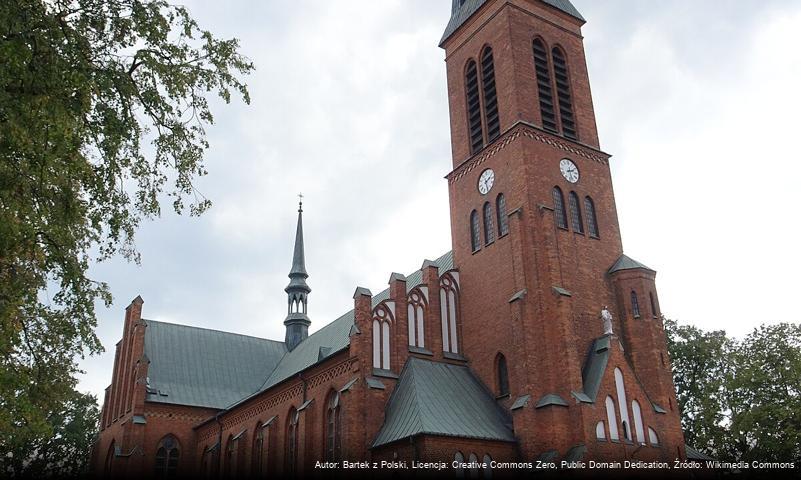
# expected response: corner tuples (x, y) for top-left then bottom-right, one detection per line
(447, 122), (610, 185)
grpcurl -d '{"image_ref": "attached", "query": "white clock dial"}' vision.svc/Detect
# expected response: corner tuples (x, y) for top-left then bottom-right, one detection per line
(477, 169), (495, 195)
(559, 158), (579, 183)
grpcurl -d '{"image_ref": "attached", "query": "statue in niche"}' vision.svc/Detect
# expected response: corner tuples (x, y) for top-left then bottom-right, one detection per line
(600, 306), (614, 335)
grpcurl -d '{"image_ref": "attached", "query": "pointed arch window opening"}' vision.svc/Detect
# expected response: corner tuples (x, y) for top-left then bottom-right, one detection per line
(496, 193), (509, 237)
(372, 306), (392, 370)
(465, 60), (484, 154)
(533, 38), (558, 133)
(325, 391), (342, 462)
(408, 290), (426, 349)
(568, 191), (584, 234)
(614, 368), (633, 442)
(584, 196), (599, 238)
(470, 210), (481, 252)
(286, 408), (299, 475)
(552, 187), (568, 230)
(481, 47), (500, 143)
(154, 435), (179, 478)
(483, 202), (495, 245)
(551, 47), (578, 140)
(631, 291), (641, 319)
(496, 353), (510, 397)
(253, 423), (267, 475)
(605, 396), (620, 441)
(440, 274), (460, 354)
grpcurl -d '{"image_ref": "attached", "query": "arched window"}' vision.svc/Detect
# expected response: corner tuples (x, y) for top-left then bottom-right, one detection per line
(552, 187), (567, 229)
(605, 396), (619, 441)
(470, 210), (481, 252)
(614, 368), (632, 441)
(253, 423), (265, 475)
(532, 38), (557, 133)
(496, 193), (508, 236)
(648, 427), (660, 446)
(104, 441), (115, 477)
(325, 391), (342, 462)
(286, 408), (299, 474)
(483, 454), (493, 479)
(154, 435), (179, 477)
(440, 273), (460, 354)
(465, 60), (484, 154)
(631, 291), (641, 318)
(483, 202), (495, 245)
(496, 353), (510, 396)
(454, 451), (465, 479)
(632, 400), (645, 444)
(224, 434), (236, 477)
(595, 421), (606, 440)
(468, 453), (480, 479)
(584, 196), (599, 238)
(568, 191), (584, 234)
(372, 305), (392, 370)
(408, 289), (426, 348)
(481, 47), (500, 142)
(551, 47), (577, 140)
(649, 292), (658, 318)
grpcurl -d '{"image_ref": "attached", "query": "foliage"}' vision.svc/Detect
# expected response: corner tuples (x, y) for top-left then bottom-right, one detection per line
(0, 0), (252, 474)
(666, 320), (801, 463)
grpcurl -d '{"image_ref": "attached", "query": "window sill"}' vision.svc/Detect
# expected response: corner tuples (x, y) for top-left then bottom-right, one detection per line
(471, 248), (481, 255)
(484, 240), (495, 247)
(495, 393), (511, 400)
(589, 234), (600, 240)
(498, 232), (509, 239)
(408, 346), (433, 356)
(443, 351), (467, 362)
(371, 368), (398, 379)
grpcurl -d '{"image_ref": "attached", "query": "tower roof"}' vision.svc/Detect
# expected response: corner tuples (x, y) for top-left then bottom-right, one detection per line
(440, 0), (585, 47)
(608, 254), (656, 274)
(289, 203), (308, 279)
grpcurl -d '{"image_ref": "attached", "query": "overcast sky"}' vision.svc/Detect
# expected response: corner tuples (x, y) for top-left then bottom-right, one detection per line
(77, 0), (801, 400)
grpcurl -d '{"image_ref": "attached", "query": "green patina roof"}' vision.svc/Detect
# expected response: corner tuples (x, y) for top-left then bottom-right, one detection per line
(440, 0), (584, 46)
(372, 357), (515, 448)
(608, 254), (656, 274)
(580, 335), (611, 402)
(686, 445), (715, 461)
(143, 320), (286, 409)
(143, 251), (455, 411)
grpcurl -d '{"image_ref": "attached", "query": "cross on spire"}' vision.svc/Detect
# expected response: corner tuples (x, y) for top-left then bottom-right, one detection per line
(298, 192), (303, 212)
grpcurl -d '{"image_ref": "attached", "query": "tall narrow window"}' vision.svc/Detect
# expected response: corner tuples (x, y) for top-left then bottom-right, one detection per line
(455, 452), (465, 479)
(533, 39), (557, 133)
(407, 290), (426, 348)
(483, 202), (495, 245)
(470, 210), (480, 252)
(568, 191), (584, 233)
(465, 60), (484, 154)
(648, 427), (660, 446)
(552, 187), (567, 229)
(481, 47), (500, 142)
(605, 396), (620, 441)
(584, 196), (599, 238)
(614, 368), (632, 441)
(253, 423), (265, 475)
(496, 353), (510, 396)
(154, 435), (179, 478)
(224, 435), (236, 477)
(440, 274), (460, 354)
(631, 291), (641, 318)
(632, 400), (645, 444)
(649, 292), (658, 318)
(286, 409), (299, 475)
(496, 193), (509, 236)
(325, 391), (342, 462)
(372, 305), (392, 370)
(551, 47), (577, 140)
(595, 421), (606, 440)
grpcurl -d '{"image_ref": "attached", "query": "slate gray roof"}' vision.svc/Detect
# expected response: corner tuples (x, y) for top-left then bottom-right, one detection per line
(579, 335), (611, 402)
(372, 357), (515, 447)
(608, 254), (656, 274)
(440, 0), (584, 46)
(143, 320), (286, 409)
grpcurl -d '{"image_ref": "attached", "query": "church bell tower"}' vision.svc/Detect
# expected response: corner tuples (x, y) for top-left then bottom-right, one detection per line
(440, 0), (685, 461)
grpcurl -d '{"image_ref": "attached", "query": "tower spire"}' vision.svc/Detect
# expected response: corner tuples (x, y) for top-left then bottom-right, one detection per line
(284, 196), (311, 351)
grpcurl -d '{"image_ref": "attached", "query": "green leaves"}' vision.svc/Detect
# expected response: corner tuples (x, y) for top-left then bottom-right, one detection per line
(0, 0), (251, 474)
(666, 320), (801, 463)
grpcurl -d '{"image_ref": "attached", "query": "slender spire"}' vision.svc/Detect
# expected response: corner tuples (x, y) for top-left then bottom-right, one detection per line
(284, 195), (311, 351)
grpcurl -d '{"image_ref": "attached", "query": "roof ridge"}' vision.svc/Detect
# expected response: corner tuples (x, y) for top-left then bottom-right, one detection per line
(144, 319), (286, 345)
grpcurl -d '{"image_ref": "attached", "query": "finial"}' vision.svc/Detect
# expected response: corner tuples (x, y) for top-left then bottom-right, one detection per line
(297, 192), (303, 213)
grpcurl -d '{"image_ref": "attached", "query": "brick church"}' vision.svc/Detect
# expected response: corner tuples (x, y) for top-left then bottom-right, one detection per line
(92, 0), (692, 476)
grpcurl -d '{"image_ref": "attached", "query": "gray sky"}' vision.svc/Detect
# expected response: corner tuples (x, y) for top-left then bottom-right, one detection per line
(78, 0), (801, 400)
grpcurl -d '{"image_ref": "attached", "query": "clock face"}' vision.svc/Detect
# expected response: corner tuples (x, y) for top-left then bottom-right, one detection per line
(560, 158), (579, 183)
(477, 169), (495, 195)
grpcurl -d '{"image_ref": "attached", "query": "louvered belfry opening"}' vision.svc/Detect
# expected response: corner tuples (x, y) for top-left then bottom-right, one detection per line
(532, 39), (558, 133)
(481, 47), (500, 143)
(551, 47), (577, 140)
(465, 60), (484, 154)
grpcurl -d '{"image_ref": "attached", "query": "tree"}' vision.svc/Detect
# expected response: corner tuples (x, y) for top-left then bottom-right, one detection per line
(0, 0), (252, 474)
(666, 319), (801, 463)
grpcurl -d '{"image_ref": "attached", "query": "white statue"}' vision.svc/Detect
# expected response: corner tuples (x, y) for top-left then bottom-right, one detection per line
(600, 306), (614, 335)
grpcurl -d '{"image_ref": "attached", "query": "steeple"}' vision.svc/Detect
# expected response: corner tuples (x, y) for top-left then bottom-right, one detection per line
(284, 196), (311, 351)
